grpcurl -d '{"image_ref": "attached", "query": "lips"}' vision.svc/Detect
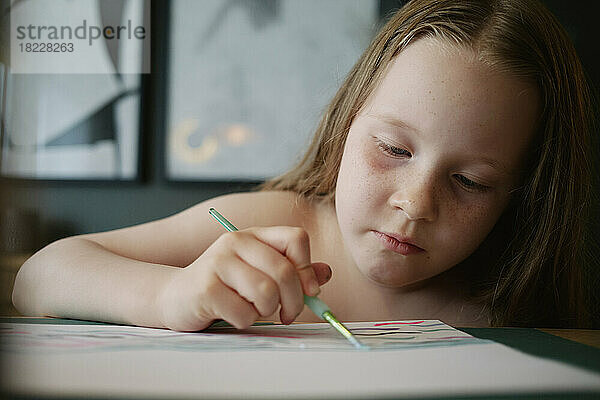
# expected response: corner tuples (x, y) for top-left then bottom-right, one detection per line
(372, 231), (425, 255)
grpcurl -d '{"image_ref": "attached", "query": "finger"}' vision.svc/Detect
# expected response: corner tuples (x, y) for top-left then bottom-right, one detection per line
(248, 226), (312, 269)
(229, 231), (305, 323)
(296, 263), (323, 296)
(311, 262), (333, 286)
(215, 256), (280, 317)
(249, 227), (322, 295)
(208, 278), (260, 329)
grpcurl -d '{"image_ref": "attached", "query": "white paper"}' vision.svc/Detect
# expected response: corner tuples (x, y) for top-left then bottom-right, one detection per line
(1, 320), (599, 399)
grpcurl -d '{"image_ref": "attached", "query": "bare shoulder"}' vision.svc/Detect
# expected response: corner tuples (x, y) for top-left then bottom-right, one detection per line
(198, 190), (314, 229)
(168, 190), (318, 264)
(79, 190), (316, 268)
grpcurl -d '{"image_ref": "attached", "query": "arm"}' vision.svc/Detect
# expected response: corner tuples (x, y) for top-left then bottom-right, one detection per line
(12, 237), (179, 328)
(10, 191), (232, 328)
(12, 191), (329, 330)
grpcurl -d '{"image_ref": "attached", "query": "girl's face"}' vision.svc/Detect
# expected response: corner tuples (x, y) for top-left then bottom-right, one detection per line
(335, 38), (539, 288)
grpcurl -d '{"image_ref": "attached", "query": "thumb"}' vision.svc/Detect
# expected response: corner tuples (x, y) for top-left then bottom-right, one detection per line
(311, 262), (332, 286)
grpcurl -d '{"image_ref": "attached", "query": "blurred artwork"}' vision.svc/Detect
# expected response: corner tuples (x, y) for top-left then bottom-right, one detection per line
(0, 0), (148, 180)
(166, 0), (378, 181)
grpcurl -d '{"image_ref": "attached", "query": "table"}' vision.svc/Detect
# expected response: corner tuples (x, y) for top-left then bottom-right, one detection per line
(540, 328), (600, 349)
(1, 317), (599, 399)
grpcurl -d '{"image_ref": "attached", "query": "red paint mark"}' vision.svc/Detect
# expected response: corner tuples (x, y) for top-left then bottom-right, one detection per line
(374, 321), (425, 326)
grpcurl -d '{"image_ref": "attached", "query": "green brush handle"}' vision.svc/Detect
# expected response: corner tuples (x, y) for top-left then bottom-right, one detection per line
(303, 295), (330, 319)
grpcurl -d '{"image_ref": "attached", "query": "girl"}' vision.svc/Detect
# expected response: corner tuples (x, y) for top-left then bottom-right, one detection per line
(12, 0), (595, 330)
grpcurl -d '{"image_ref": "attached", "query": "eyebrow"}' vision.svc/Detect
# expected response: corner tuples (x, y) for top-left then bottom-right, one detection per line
(373, 114), (421, 133)
(473, 156), (513, 177)
(371, 113), (514, 178)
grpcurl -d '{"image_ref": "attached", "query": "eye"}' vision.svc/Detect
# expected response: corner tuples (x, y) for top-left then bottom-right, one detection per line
(455, 174), (489, 192)
(376, 139), (412, 158)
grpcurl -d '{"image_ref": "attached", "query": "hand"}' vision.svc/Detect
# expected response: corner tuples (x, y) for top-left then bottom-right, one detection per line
(156, 226), (332, 331)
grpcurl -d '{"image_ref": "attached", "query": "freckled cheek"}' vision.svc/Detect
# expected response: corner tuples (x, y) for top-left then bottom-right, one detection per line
(352, 145), (392, 191)
(355, 145), (397, 198)
(362, 144), (388, 172)
(443, 201), (501, 250)
(337, 144), (377, 223)
(338, 144), (390, 220)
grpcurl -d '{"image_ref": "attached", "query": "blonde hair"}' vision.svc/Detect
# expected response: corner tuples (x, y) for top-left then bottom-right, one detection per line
(260, 0), (594, 328)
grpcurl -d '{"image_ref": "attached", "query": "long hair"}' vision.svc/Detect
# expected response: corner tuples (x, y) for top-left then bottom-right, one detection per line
(260, 0), (594, 328)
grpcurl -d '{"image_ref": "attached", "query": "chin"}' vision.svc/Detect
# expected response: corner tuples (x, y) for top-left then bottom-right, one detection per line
(362, 265), (422, 289)
(360, 258), (449, 290)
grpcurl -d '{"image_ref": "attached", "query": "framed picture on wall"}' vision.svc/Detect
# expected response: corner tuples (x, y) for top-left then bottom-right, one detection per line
(164, 0), (379, 182)
(0, 0), (150, 181)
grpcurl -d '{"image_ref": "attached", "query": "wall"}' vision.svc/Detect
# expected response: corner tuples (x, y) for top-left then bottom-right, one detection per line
(0, 0), (258, 252)
(1, 0), (598, 252)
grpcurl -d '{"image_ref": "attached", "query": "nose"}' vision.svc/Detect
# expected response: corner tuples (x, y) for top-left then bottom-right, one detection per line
(388, 172), (438, 222)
